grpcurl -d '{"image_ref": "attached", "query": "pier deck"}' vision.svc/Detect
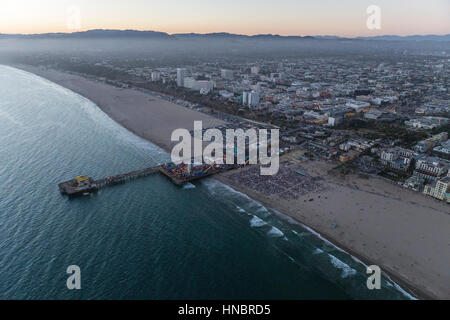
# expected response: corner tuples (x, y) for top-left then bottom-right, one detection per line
(95, 165), (162, 188)
(58, 162), (240, 197)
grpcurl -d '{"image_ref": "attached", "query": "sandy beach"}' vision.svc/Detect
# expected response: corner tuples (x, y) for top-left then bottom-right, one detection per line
(217, 157), (450, 300)
(14, 65), (224, 151)
(13, 65), (450, 299)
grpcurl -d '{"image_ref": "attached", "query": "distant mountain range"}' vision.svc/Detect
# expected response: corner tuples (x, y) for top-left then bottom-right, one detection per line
(0, 29), (449, 41)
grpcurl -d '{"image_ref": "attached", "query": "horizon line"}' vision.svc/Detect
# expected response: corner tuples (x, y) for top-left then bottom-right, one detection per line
(1, 28), (449, 38)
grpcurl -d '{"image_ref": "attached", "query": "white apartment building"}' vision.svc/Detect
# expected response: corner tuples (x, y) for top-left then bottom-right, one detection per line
(414, 156), (449, 182)
(380, 147), (415, 172)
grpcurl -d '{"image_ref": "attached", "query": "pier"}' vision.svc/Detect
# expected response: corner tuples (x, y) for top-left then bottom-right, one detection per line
(95, 165), (162, 188)
(58, 161), (239, 197)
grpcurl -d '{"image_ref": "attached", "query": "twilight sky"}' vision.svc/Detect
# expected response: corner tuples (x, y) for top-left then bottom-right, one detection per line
(0, 0), (449, 36)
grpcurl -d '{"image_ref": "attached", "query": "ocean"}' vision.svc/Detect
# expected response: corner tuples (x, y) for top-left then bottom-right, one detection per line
(0, 65), (414, 299)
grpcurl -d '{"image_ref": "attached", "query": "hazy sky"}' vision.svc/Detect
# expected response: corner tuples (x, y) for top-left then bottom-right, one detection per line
(0, 0), (449, 36)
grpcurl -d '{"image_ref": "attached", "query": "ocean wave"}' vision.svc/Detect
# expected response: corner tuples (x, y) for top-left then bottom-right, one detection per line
(203, 179), (272, 217)
(291, 230), (311, 237)
(286, 255), (295, 262)
(250, 215), (267, 228)
(300, 224), (346, 254)
(256, 206), (271, 218)
(202, 166), (416, 299)
(204, 179), (252, 200)
(328, 254), (357, 278)
(235, 205), (246, 213)
(383, 274), (417, 300)
(267, 226), (284, 238)
(182, 183), (196, 189)
(313, 248), (324, 255)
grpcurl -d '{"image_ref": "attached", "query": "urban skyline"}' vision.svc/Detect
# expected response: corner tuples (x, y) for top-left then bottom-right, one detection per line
(1, 0), (449, 37)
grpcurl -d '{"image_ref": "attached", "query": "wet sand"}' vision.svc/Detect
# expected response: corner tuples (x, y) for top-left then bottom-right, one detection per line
(15, 65), (450, 299)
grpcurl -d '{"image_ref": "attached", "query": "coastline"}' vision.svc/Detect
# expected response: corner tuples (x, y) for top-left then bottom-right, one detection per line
(216, 156), (450, 300)
(214, 173), (425, 300)
(11, 64), (224, 152)
(11, 64), (449, 300)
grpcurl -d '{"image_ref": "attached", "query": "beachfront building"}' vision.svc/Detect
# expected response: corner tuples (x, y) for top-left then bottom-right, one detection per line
(403, 176), (425, 191)
(380, 147), (416, 172)
(176, 68), (187, 87)
(413, 156), (450, 183)
(423, 176), (450, 202)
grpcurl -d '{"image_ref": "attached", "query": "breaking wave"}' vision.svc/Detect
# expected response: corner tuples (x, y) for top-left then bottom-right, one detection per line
(328, 254), (357, 278)
(267, 226), (284, 238)
(250, 215), (267, 228)
(313, 248), (324, 255)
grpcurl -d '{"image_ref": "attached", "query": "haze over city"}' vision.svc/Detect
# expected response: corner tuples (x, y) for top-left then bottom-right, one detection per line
(0, 0), (449, 36)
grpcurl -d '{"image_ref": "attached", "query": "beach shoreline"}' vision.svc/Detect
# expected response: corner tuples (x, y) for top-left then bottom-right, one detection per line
(11, 64), (449, 300)
(214, 173), (425, 300)
(11, 64), (224, 152)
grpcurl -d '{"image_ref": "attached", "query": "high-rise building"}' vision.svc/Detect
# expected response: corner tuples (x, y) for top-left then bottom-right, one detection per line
(177, 68), (187, 87)
(242, 91), (249, 105)
(151, 71), (161, 82)
(248, 91), (260, 107)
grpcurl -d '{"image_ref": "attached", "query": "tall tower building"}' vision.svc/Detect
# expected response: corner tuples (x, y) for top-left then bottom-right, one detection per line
(242, 91), (249, 105)
(151, 71), (161, 82)
(177, 68), (187, 87)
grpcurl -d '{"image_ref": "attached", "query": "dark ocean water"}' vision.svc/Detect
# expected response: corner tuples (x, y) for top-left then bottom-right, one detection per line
(0, 65), (414, 299)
